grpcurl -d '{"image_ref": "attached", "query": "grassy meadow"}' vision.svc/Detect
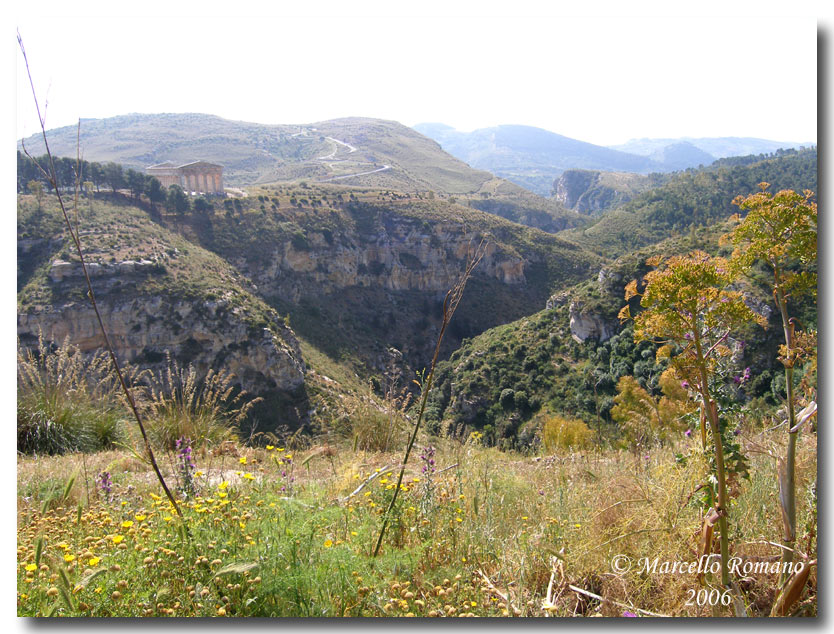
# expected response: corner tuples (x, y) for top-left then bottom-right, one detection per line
(16, 382), (817, 617)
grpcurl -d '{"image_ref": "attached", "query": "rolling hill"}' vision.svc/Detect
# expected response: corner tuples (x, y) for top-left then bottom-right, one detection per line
(19, 113), (586, 233)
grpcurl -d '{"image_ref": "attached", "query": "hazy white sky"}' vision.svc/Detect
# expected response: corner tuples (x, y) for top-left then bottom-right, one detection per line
(11, 2), (823, 146)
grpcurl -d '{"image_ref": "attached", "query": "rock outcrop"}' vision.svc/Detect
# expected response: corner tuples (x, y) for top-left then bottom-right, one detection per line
(235, 218), (527, 303)
(18, 290), (305, 397)
(568, 301), (616, 343)
(552, 169), (653, 214)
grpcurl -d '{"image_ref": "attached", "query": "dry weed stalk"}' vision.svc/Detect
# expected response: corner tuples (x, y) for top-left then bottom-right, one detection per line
(372, 237), (486, 557)
(17, 33), (183, 520)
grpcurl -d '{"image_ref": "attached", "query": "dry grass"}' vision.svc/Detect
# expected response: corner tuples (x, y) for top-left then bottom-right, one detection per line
(16, 422), (816, 617)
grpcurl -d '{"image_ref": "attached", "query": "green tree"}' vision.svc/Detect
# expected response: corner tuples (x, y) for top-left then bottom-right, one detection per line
(102, 162), (125, 193)
(126, 169), (146, 200)
(728, 184), (817, 577)
(166, 184), (190, 216)
(622, 251), (766, 587)
(193, 196), (214, 215)
(27, 179), (44, 211)
(146, 177), (166, 211)
(89, 161), (105, 192)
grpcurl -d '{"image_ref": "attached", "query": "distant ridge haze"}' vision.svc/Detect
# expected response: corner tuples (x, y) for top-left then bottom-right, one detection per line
(413, 122), (812, 196)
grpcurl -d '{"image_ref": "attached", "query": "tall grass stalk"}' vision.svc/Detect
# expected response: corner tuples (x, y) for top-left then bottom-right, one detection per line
(373, 239), (485, 557)
(18, 33), (183, 520)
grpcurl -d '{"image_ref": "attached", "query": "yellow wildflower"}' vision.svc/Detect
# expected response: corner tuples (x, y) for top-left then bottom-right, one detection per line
(239, 457), (247, 465)
(324, 539), (333, 548)
(112, 535), (124, 544)
(88, 557), (101, 567)
(24, 564), (37, 572)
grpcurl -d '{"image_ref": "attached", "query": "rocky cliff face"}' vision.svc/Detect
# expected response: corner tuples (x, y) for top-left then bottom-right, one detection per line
(18, 280), (305, 398)
(552, 169), (647, 214)
(17, 197), (307, 406)
(568, 301), (617, 343)
(232, 217), (527, 304)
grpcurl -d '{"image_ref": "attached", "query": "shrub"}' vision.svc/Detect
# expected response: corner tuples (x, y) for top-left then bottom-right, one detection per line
(138, 354), (259, 451)
(541, 414), (594, 453)
(341, 387), (409, 453)
(17, 334), (127, 455)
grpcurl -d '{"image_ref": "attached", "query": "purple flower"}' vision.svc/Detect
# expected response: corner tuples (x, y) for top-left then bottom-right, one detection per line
(623, 611), (637, 617)
(685, 429), (692, 438)
(681, 381), (689, 389)
(97, 471), (112, 497)
(175, 436), (197, 497)
(420, 445), (437, 477)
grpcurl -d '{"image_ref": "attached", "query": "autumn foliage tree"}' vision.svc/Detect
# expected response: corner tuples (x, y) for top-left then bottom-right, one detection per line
(620, 251), (766, 587)
(728, 184), (817, 577)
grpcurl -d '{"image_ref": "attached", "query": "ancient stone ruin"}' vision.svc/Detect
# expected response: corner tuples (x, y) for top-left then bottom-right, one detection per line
(146, 160), (224, 195)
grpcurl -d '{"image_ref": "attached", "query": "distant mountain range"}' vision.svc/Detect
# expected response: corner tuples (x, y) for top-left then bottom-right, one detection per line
(413, 123), (812, 196)
(610, 136), (814, 160)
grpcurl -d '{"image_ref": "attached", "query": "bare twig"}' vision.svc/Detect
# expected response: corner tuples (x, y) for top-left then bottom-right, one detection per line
(477, 569), (519, 615)
(568, 584), (670, 617)
(589, 498), (645, 521)
(334, 464), (398, 504)
(17, 33), (184, 521)
(434, 462), (459, 475)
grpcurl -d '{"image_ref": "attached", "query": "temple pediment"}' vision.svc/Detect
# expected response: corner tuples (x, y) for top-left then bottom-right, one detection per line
(145, 160), (225, 194)
(177, 161), (223, 170)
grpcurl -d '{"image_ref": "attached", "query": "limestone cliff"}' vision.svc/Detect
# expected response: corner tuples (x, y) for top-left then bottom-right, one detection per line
(239, 217), (526, 303)
(18, 292), (304, 397)
(552, 169), (657, 215)
(568, 301), (617, 343)
(17, 197), (306, 408)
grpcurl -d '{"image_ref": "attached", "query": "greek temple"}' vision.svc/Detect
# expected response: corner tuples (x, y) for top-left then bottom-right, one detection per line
(146, 160), (224, 195)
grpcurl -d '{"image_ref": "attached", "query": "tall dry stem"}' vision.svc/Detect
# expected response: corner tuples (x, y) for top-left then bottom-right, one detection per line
(373, 237), (486, 557)
(17, 33), (183, 520)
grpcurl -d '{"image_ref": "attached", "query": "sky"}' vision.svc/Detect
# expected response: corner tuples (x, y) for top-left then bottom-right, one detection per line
(10, 1), (823, 147)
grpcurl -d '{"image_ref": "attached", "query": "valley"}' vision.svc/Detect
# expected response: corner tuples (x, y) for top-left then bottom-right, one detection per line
(16, 113), (817, 618)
